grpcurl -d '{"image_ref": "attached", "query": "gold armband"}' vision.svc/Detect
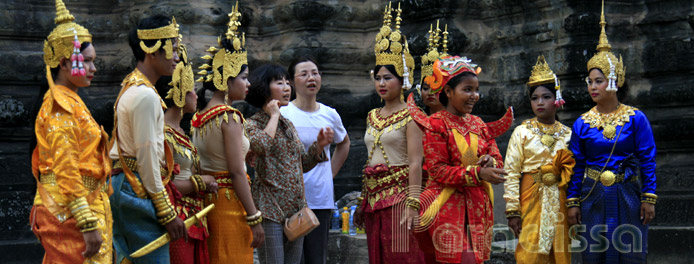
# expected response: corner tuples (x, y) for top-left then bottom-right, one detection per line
(190, 174), (206, 193)
(506, 210), (521, 218)
(566, 198), (580, 208)
(405, 197), (421, 210)
(151, 190), (177, 225)
(641, 193), (657, 205)
(68, 197), (99, 233)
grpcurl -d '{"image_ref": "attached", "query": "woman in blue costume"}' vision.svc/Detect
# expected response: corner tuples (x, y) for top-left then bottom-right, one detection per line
(566, 2), (656, 263)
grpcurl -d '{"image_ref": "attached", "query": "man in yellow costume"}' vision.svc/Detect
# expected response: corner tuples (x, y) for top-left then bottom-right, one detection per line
(109, 14), (187, 264)
(31, 0), (112, 263)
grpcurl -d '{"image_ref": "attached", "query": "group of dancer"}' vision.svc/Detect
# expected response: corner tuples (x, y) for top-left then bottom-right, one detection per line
(30, 0), (657, 264)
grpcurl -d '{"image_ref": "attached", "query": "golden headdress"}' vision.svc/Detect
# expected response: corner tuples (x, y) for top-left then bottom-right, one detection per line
(420, 21), (449, 85)
(196, 1), (248, 93)
(374, 2), (415, 89)
(586, 0), (625, 91)
(137, 17), (180, 60)
(528, 55), (565, 107)
(43, 0), (92, 75)
(167, 36), (195, 109)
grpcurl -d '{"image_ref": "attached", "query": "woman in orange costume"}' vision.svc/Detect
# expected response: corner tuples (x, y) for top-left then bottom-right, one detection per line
(503, 55), (574, 264)
(30, 0), (112, 263)
(191, 3), (265, 263)
(416, 56), (509, 264)
(155, 43), (219, 264)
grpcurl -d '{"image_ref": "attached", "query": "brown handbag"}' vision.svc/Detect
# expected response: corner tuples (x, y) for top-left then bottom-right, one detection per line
(265, 184), (320, 242)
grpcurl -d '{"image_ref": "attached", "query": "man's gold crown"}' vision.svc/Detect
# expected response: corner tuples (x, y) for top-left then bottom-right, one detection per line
(196, 1), (248, 92)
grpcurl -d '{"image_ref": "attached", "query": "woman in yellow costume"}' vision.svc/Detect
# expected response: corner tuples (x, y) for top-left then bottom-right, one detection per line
(31, 0), (112, 263)
(192, 3), (265, 263)
(503, 55), (574, 264)
(155, 41), (220, 264)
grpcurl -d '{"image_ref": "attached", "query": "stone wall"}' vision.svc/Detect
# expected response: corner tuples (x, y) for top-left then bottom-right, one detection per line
(1, 0), (693, 262)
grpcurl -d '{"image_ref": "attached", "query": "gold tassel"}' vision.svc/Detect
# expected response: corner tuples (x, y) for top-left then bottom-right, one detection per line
(225, 189), (231, 200)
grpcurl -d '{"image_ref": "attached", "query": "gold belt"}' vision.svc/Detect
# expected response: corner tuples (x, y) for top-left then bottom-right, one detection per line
(531, 172), (558, 186)
(40, 172), (107, 192)
(114, 157), (168, 178)
(585, 168), (633, 186)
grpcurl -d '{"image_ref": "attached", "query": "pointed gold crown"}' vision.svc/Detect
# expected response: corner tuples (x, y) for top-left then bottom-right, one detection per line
(43, 0), (92, 68)
(374, 2), (414, 88)
(527, 55), (556, 87)
(420, 21), (449, 84)
(167, 38), (195, 109)
(136, 16), (180, 60)
(196, 1), (248, 92)
(586, 0), (625, 88)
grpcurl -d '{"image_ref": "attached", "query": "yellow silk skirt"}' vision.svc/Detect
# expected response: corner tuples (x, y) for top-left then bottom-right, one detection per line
(515, 173), (571, 264)
(31, 192), (112, 264)
(206, 187), (253, 264)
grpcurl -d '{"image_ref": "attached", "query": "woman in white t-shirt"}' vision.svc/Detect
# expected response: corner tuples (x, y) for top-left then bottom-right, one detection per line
(281, 56), (350, 264)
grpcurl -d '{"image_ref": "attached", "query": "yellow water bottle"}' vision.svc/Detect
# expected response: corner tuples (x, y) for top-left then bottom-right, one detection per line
(341, 207), (349, 234)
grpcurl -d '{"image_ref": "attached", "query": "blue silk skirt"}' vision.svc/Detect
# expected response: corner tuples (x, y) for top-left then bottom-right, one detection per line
(110, 172), (170, 264)
(579, 162), (647, 264)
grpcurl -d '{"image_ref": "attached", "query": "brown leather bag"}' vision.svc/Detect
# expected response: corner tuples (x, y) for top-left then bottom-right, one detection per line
(265, 185), (320, 242)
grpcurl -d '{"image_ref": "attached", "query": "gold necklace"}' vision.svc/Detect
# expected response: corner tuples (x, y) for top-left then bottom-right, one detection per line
(529, 119), (561, 148)
(597, 104), (621, 140)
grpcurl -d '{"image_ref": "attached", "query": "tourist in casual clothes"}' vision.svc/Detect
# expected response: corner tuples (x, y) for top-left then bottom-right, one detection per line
(503, 55), (573, 264)
(191, 5), (265, 264)
(154, 43), (219, 264)
(281, 56), (350, 264)
(109, 14), (187, 263)
(566, 3), (656, 263)
(415, 56), (508, 264)
(353, 4), (426, 264)
(245, 64), (333, 264)
(31, 1), (112, 263)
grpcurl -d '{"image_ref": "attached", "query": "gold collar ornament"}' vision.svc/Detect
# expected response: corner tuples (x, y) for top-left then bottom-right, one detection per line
(528, 55), (565, 107)
(374, 2), (415, 89)
(197, 1), (248, 96)
(167, 40), (195, 110)
(419, 20), (449, 86)
(43, 0), (92, 83)
(136, 17), (180, 60)
(586, 0), (625, 92)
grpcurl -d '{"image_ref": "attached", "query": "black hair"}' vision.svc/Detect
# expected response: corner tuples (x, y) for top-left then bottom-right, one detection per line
(439, 71), (477, 106)
(588, 68), (630, 102)
(373, 65), (403, 82)
(32, 42), (93, 154)
(246, 64), (289, 108)
(288, 55), (320, 79)
(129, 15), (174, 62)
(528, 83), (556, 99)
(154, 75), (175, 108)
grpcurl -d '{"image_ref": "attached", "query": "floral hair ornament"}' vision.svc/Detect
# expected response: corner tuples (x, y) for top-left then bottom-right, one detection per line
(43, 0), (92, 85)
(136, 17), (180, 60)
(586, 0), (625, 91)
(424, 55), (481, 95)
(527, 55), (565, 107)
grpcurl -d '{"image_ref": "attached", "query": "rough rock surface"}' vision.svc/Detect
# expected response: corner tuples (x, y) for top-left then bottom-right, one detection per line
(0, 0), (693, 263)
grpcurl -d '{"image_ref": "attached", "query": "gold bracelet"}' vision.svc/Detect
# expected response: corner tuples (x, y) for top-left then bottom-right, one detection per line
(247, 215), (263, 226)
(405, 197), (420, 210)
(151, 190), (178, 225)
(246, 210), (262, 221)
(566, 198), (581, 208)
(68, 197), (99, 232)
(641, 193), (657, 205)
(191, 174), (206, 193)
(506, 210), (521, 218)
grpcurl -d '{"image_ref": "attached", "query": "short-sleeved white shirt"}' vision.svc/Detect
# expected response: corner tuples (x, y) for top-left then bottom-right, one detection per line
(280, 102), (347, 209)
